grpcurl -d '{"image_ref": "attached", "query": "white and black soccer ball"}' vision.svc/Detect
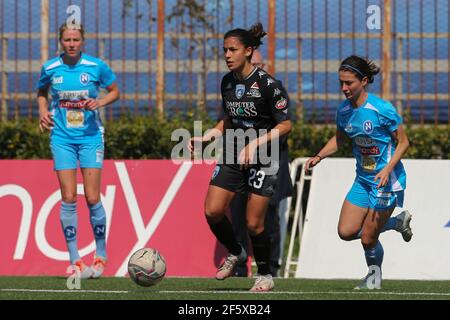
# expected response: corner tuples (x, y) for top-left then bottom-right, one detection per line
(128, 248), (166, 287)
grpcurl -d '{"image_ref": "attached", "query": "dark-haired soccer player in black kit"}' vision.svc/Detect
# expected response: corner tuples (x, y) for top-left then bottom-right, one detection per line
(189, 23), (291, 292)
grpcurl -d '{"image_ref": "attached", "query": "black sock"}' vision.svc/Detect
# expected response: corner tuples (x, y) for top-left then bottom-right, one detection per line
(207, 215), (241, 256)
(250, 230), (271, 275)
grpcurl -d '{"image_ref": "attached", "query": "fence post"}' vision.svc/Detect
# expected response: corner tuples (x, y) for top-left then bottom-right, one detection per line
(41, 0), (49, 65)
(1, 38), (7, 121)
(382, 0), (392, 101)
(156, 0), (165, 117)
(396, 35), (403, 116)
(267, 0), (276, 75)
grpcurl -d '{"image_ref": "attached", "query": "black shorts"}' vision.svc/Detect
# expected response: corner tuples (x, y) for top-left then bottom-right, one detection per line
(209, 163), (279, 197)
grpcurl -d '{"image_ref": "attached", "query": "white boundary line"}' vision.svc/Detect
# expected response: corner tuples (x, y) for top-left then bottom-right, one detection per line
(1, 289), (449, 296)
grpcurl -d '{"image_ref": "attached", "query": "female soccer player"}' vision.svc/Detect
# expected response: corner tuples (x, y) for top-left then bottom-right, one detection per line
(37, 23), (120, 279)
(189, 23), (291, 292)
(305, 55), (413, 289)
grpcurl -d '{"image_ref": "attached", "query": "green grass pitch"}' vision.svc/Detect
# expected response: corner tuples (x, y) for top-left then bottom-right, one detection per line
(0, 277), (449, 300)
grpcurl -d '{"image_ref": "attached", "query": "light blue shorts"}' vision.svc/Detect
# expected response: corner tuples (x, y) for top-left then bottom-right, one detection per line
(346, 179), (404, 211)
(50, 140), (104, 171)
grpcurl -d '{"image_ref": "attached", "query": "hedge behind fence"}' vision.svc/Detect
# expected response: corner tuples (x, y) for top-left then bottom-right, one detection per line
(0, 116), (448, 160)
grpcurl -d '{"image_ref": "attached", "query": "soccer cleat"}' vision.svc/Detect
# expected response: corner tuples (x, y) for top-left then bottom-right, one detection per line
(353, 273), (382, 290)
(71, 259), (94, 280)
(91, 256), (107, 279)
(395, 210), (413, 242)
(215, 246), (247, 280)
(249, 274), (275, 292)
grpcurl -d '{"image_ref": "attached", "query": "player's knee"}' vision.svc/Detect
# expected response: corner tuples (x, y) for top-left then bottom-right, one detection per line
(338, 228), (356, 241)
(204, 209), (225, 224)
(247, 222), (264, 236)
(61, 191), (77, 203)
(85, 194), (100, 206)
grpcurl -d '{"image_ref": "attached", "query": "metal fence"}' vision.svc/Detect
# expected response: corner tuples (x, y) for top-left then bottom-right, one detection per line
(0, 0), (449, 124)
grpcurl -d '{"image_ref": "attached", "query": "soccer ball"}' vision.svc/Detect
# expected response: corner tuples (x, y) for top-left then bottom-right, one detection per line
(128, 248), (166, 287)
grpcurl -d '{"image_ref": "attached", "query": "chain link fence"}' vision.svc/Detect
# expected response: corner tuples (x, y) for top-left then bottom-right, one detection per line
(0, 0), (449, 124)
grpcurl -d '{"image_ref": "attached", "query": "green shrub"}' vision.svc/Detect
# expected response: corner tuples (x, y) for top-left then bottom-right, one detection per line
(0, 116), (448, 160)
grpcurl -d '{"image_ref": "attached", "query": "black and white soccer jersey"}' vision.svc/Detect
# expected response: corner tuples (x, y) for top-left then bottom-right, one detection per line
(221, 67), (290, 131)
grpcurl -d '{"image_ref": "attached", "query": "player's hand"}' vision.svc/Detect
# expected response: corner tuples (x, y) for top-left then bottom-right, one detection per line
(39, 111), (54, 133)
(188, 137), (204, 153)
(238, 142), (257, 170)
(84, 98), (101, 110)
(374, 167), (391, 188)
(304, 155), (321, 172)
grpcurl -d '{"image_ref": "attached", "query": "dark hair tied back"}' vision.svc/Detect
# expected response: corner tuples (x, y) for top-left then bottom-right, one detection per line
(224, 22), (267, 49)
(339, 55), (380, 83)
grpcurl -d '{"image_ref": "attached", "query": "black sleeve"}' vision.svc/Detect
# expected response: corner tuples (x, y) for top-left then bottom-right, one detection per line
(220, 77), (226, 115)
(261, 76), (290, 124)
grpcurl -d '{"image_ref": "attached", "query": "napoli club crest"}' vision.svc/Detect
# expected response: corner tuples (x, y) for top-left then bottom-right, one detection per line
(79, 73), (90, 85)
(363, 120), (374, 134)
(235, 84), (245, 99)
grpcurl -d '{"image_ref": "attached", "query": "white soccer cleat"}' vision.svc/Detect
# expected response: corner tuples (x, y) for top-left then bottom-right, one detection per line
(249, 274), (275, 292)
(71, 259), (94, 280)
(395, 210), (413, 242)
(215, 246), (247, 280)
(91, 256), (107, 279)
(353, 273), (382, 290)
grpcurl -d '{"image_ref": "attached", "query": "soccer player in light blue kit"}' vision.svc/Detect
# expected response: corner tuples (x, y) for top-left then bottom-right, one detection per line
(305, 55), (413, 289)
(37, 23), (120, 279)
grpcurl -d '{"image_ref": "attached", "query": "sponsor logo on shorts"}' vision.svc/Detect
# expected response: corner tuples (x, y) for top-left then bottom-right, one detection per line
(211, 165), (220, 180)
(96, 149), (104, 163)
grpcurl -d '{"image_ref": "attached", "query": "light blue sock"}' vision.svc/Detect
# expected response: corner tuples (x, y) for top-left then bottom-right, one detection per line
(89, 201), (107, 259)
(356, 217), (398, 238)
(364, 240), (384, 268)
(60, 201), (80, 264)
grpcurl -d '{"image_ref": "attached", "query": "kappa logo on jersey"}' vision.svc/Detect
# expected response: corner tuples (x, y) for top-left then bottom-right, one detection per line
(235, 84), (245, 99)
(340, 104), (351, 113)
(363, 120), (374, 134)
(79, 73), (90, 85)
(258, 70), (266, 78)
(275, 97), (287, 109)
(345, 123), (353, 133)
(267, 78), (274, 86)
(52, 76), (63, 85)
(273, 88), (281, 97)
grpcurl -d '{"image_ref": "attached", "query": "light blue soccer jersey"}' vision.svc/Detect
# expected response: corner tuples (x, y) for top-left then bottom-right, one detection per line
(37, 53), (116, 143)
(336, 93), (406, 191)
